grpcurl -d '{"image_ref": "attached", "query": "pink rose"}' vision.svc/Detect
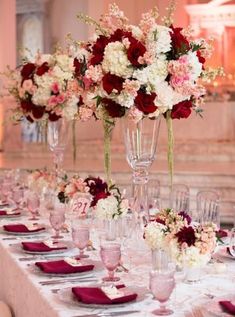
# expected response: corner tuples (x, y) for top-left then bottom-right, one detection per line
(51, 82), (60, 94)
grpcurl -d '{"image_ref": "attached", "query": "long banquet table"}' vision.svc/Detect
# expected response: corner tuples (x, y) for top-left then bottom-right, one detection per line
(0, 214), (235, 317)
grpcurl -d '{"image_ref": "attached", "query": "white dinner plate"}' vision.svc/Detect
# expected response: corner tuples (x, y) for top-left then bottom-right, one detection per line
(57, 285), (147, 309)
(204, 295), (235, 317)
(28, 258), (101, 277)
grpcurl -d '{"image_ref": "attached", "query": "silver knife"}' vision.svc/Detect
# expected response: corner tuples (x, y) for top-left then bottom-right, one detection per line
(40, 278), (97, 286)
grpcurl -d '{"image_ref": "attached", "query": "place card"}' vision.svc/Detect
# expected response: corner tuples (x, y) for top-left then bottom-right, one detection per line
(25, 223), (42, 231)
(64, 257), (82, 267)
(101, 285), (125, 300)
(43, 240), (65, 249)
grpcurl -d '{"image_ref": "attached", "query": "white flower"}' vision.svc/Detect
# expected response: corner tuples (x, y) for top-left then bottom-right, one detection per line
(62, 95), (79, 120)
(147, 25), (172, 54)
(116, 92), (135, 108)
(95, 195), (119, 220)
(55, 54), (74, 73)
(133, 59), (168, 87)
(52, 65), (73, 81)
(144, 222), (167, 250)
(187, 51), (203, 81)
(102, 41), (133, 78)
(129, 25), (143, 40)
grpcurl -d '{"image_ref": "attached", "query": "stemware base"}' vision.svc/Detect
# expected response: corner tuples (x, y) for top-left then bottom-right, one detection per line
(29, 217), (39, 221)
(152, 308), (173, 316)
(51, 234), (64, 239)
(79, 254), (89, 259)
(102, 276), (120, 282)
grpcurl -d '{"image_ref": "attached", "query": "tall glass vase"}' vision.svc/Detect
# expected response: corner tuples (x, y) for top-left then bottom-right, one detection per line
(47, 118), (70, 178)
(123, 117), (161, 223)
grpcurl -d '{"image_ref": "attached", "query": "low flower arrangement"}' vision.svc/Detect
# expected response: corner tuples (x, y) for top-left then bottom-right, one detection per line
(57, 175), (128, 220)
(144, 208), (217, 268)
(27, 169), (56, 192)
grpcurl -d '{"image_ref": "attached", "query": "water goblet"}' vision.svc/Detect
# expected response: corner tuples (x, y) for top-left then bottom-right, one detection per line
(149, 259), (176, 316)
(26, 191), (40, 220)
(72, 219), (90, 258)
(49, 207), (65, 240)
(100, 242), (121, 282)
(12, 187), (24, 211)
(2, 181), (12, 203)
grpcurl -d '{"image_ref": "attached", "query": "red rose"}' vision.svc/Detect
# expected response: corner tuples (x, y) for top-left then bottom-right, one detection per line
(91, 35), (109, 65)
(74, 58), (85, 77)
(196, 50), (206, 70)
(36, 62), (49, 76)
(134, 90), (157, 114)
(91, 191), (110, 207)
(102, 98), (126, 118)
(48, 112), (61, 121)
(170, 26), (190, 56)
(102, 73), (124, 95)
(109, 28), (134, 43)
(20, 100), (34, 112)
(21, 63), (36, 79)
(77, 95), (84, 108)
(32, 106), (45, 119)
(127, 40), (146, 67)
(171, 100), (192, 120)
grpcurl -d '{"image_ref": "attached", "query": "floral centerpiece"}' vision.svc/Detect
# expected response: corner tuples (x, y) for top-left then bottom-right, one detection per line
(7, 50), (94, 123)
(27, 169), (56, 192)
(144, 209), (217, 270)
(76, 3), (222, 187)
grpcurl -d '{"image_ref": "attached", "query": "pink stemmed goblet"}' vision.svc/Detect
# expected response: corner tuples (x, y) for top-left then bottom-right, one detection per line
(100, 243), (121, 282)
(49, 208), (65, 240)
(2, 181), (12, 203)
(72, 220), (90, 258)
(149, 266), (176, 316)
(26, 191), (40, 220)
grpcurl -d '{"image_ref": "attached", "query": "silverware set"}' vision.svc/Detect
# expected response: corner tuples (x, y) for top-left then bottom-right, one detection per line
(40, 275), (97, 286)
(71, 311), (140, 317)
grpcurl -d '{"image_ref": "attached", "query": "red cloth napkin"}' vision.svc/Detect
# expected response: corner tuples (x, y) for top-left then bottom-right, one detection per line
(219, 300), (235, 315)
(0, 209), (21, 216)
(22, 242), (67, 252)
(3, 224), (45, 233)
(217, 229), (228, 239)
(35, 259), (94, 274)
(72, 285), (137, 305)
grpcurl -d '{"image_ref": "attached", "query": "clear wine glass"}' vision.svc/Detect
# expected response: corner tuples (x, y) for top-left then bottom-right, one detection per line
(149, 252), (176, 316)
(26, 191), (40, 220)
(2, 180), (12, 203)
(47, 118), (69, 178)
(12, 187), (24, 211)
(72, 218), (90, 258)
(49, 204), (65, 240)
(100, 242), (121, 282)
(123, 117), (161, 224)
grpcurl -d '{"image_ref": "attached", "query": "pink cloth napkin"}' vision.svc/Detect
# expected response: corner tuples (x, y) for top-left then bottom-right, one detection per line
(72, 284), (137, 305)
(35, 259), (94, 274)
(22, 242), (67, 252)
(3, 224), (45, 233)
(0, 209), (21, 216)
(219, 300), (235, 315)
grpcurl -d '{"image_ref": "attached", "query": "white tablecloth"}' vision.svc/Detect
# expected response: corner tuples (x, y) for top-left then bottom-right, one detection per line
(0, 216), (235, 317)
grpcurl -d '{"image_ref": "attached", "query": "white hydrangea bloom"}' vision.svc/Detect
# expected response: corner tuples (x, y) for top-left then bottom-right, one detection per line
(62, 95), (79, 120)
(116, 92), (135, 108)
(95, 195), (119, 220)
(144, 222), (167, 250)
(102, 41), (133, 78)
(55, 54), (74, 73)
(52, 65), (73, 81)
(187, 51), (203, 81)
(32, 87), (51, 106)
(133, 59), (168, 86)
(147, 25), (172, 54)
(129, 25), (143, 40)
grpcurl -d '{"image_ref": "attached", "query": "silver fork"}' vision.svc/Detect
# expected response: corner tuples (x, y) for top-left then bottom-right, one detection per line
(71, 311), (140, 317)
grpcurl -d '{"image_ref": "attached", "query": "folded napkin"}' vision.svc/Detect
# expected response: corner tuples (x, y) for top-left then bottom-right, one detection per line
(3, 224), (45, 233)
(0, 209), (21, 216)
(22, 241), (67, 252)
(219, 300), (235, 315)
(217, 229), (228, 239)
(35, 259), (94, 274)
(72, 284), (137, 305)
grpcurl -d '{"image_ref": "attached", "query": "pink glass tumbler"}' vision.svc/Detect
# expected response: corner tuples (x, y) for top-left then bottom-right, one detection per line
(72, 226), (90, 258)
(100, 243), (121, 282)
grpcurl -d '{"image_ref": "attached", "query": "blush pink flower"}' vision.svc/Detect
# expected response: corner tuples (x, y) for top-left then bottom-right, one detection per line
(51, 82), (60, 94)
(56, 94), (65, 104)
(85, 65), (103, 83)
(123, 79), (140, 96)
(22, 79), (33, 92)
(48, 95), (58, 107)
(79, 107), (93, 121)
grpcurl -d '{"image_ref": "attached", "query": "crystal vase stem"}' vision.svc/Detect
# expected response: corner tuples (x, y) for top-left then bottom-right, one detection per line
(166, 111), (174, 201)
(133, 168), (149, 224)
(103, 119), (114, 188)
